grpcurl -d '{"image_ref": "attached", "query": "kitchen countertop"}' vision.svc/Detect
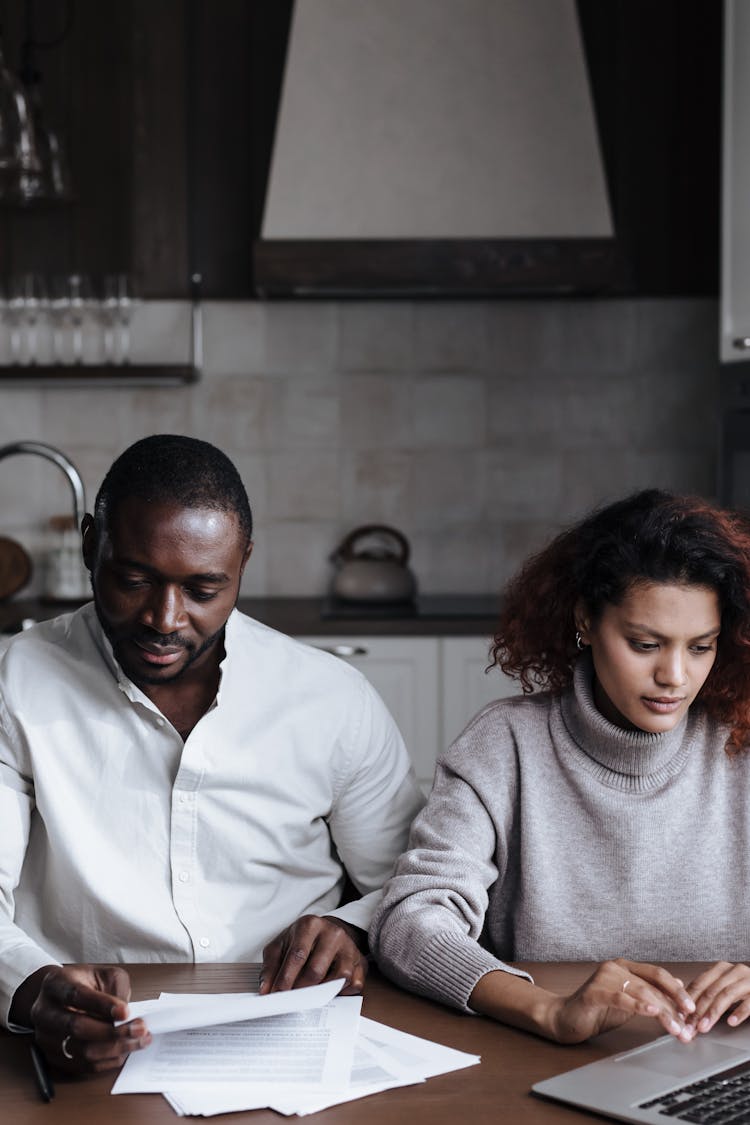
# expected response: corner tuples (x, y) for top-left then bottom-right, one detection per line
(0, 594), (501, 637)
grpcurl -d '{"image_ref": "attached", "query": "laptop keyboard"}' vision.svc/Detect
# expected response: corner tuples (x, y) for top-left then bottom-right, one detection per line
(639, 1061), (750, 1122)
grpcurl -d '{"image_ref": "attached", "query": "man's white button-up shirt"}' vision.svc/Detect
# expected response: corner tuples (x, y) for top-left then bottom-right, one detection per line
(0, 604), (424, 1024)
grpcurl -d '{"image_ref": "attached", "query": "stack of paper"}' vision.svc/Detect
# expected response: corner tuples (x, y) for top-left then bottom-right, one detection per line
(111, 979), (480, 1117)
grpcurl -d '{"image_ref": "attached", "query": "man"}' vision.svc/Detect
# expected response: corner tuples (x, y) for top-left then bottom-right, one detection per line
(0, 435), (423, 1073)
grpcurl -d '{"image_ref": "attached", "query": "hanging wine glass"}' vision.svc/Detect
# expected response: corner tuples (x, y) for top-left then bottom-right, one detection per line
(0, 33), (42, 202)
(50, 274), (70, 364)
(104, 274), (132, 365)
(21, 273), (48, 362)
(7, 275), (26, 362)
(17, 68), (72, 204)
(68, 273), (92, 364)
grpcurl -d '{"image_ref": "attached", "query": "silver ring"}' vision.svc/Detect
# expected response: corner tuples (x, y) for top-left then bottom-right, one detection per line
(622, 979), (631, 993)
(61, 1034), (74, 1060)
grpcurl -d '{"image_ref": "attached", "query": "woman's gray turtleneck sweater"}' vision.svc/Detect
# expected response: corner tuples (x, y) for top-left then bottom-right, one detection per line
(369, 655), (750, 1012)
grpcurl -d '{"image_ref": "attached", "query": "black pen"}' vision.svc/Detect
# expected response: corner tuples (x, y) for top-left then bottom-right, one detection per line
(29, 1042), (55, 1102)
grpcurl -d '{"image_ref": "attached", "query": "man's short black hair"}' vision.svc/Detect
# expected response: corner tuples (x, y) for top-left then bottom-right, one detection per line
(94, 434), (253, 544)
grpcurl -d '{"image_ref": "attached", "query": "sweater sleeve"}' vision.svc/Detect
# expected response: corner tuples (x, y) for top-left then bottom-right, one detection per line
(369, 706), (532, 1013)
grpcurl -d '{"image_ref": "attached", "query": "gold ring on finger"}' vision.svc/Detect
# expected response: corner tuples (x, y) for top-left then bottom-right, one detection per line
(622, 979), (631, 992)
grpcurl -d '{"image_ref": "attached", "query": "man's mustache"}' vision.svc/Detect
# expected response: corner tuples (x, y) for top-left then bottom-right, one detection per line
(132, 631), (192, 650)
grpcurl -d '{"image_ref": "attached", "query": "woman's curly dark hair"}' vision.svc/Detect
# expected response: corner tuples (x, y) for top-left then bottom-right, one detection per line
(490, 489), (750, 754)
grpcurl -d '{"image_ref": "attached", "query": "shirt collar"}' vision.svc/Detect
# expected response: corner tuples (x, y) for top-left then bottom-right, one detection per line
(84, 601), (236, 710)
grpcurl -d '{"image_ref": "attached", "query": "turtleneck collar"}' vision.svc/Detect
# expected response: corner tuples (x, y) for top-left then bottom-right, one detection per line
(559, 651), (698, 790)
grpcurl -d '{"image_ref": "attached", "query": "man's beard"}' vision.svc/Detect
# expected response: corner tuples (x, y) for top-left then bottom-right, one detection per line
(91, 591), (225, 686)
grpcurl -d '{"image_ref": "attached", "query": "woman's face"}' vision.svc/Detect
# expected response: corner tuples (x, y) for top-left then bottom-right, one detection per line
(576, 581), (721, 733)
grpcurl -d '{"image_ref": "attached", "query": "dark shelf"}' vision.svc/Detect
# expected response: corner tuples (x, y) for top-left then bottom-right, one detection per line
(0, 364), (199, 387)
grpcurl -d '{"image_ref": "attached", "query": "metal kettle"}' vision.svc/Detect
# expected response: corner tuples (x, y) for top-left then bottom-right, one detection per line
(329, 525), (417, 604)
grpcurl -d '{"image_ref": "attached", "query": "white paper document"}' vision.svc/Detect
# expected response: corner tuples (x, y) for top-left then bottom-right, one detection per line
(118, 978), (345, 1036)
(111, 983), (480, 1118)
(112, 996), (361, 1094)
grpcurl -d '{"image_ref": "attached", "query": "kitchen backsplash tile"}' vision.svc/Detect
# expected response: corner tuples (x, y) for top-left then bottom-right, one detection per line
(340, 373), (414, 450)
(413, 302), (488, 372)
(338, 302), (415, 372)
(0, 296), (719, 598)
(266, 450), (341, 521)
(339, 450), (413, 525)
(263, 301), (338, 376)
(412, 375), (486, 449)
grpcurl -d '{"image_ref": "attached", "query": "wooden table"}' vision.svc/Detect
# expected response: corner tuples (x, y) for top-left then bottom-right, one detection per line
(3, 961), (694, 1125)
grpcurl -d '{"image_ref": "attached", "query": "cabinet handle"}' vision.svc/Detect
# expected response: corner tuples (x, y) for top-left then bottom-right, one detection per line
(733, 337), (750, 349)
(315, 644), (369, 658)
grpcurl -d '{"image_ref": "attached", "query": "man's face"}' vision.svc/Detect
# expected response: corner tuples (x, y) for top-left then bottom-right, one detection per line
(83, 497), (252, 689)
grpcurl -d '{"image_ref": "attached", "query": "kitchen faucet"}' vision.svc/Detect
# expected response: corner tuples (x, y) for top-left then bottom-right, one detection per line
(0, 441), (86, 530)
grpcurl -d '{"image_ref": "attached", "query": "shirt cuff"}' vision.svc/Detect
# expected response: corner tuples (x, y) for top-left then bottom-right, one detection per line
(0, 948), (62, 1029)
(325, 889), (381, 935)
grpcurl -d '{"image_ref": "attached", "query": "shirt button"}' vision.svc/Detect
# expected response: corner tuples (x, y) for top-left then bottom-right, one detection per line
(178, 871), (190, 883)
(199, 937), (211, 948)
(178, 793), (189, 804)
(156, 718), (166, 728)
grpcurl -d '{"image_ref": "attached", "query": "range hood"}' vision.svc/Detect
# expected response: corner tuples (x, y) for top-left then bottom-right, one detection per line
(253, 0), (622, 296)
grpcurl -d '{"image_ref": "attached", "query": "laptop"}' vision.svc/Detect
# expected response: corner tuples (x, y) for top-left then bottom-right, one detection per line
(532, 1021), (750, 1124)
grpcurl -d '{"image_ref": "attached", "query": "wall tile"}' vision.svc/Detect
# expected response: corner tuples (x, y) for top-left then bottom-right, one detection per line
(202, 301), (267, 376)
(230, 450), (268, 522)
(489, 520), (563, 588)
(0, 390), (43, 444)
(625, 367), (719, 452)
(269, 377), (340, 449)
(339, 450), (412, 527)
(559, 447), (718, 515)
(488, 370), (645, 451)
(263, 302), (338, 376)
(39, 387), (126, 451)
(188, 375), (273, 452)
(119, 387), (192, 449)
(266, 451), (340, 520)
(338, 302), (415, 372)
(340, 374), (414, 449)
(411, 450), (486, 529)
(635, 298), (718, 371)
(263, 520), (341, 595)
(484, 448), (564, 519)
(485, 300), (560, 374)
(410, 526), (493, 594)
(553, 298), (637, 375)
(413, 302), (487, 371)
(412, 375), (486, 448)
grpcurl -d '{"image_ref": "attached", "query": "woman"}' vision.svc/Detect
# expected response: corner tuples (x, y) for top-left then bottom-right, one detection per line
(370, 489), (750, 1045)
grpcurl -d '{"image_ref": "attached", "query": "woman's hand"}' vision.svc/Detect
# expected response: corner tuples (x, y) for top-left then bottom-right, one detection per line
(548, 958), (697, 1044)
(470, 957), (696, 1044)
(683, 962), (750, 1035)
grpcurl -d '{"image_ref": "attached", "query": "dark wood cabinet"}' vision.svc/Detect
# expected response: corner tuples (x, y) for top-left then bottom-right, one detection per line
(0, 0), (291, 299)
(0, 0), (722, 299)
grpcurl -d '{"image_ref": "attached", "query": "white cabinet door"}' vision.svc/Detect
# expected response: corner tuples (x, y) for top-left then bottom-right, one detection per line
(441, 636), (522, 749)
(299, 636), (440, 790)
(722, 0), (750, 362)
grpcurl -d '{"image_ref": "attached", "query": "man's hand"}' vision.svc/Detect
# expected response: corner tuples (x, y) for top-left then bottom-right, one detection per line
(260, 915), (368, 996)
(16, 965), (151, 1074)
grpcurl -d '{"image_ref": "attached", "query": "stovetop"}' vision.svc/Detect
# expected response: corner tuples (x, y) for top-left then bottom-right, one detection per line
(320, 594), (500, 620)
